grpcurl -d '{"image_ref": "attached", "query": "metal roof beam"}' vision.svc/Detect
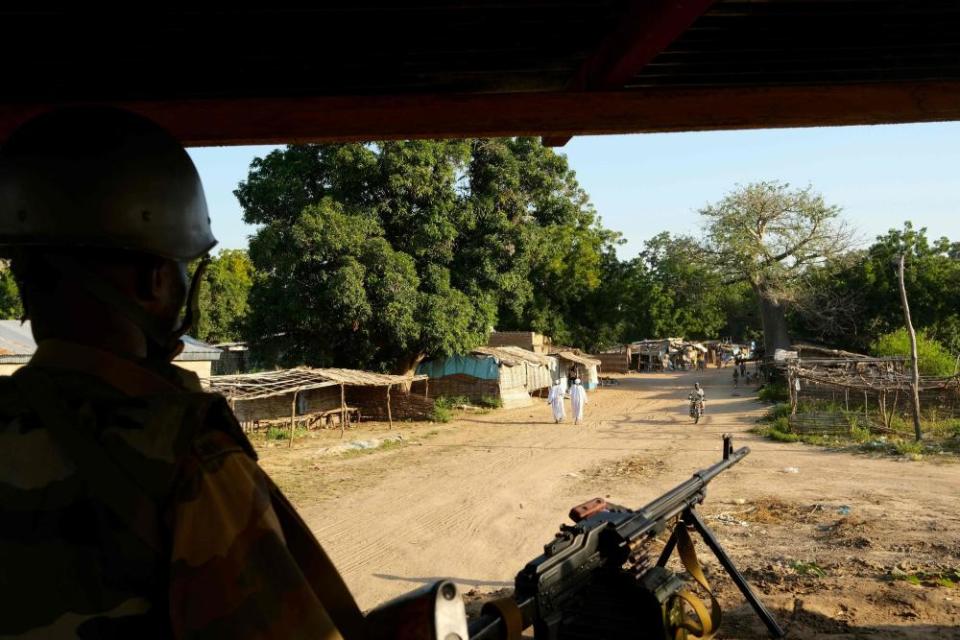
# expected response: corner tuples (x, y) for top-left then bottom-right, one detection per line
(4, 81), (960, 146)
(543, 0), (717, 147)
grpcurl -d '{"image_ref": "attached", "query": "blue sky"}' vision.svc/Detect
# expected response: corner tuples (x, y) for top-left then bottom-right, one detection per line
(188, 121), (960, 259)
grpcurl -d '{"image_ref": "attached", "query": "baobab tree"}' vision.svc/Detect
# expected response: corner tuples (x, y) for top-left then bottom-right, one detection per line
(701, 181), (852, 355)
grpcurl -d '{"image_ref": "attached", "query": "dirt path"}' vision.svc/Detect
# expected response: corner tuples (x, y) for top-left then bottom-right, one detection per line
(259, 368), (960, 638)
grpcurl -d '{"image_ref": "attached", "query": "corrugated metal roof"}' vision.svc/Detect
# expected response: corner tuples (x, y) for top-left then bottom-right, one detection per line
(0, 320), (221, 363)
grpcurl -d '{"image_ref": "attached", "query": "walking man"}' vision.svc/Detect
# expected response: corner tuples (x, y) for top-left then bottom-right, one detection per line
(570, 378), (588, 425)
(547, 378), (566, 423)
(567, 362), (580, 387)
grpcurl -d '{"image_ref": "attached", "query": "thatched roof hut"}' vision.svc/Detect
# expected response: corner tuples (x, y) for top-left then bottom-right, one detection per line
(209, 367), (431, 443)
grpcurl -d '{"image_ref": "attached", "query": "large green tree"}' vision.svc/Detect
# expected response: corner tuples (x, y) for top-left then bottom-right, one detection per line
(465, 138), (618, 348)
(794, 222), (960, 353)
(193, 249), (254, 344)
(0, 262), (23, 320)
(701, 182), (851, 355)
(236, 138), (613, 372)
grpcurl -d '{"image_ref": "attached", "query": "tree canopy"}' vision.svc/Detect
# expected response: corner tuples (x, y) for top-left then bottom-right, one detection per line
(192, 249), (254, 344)
(236, 138), (616, 372)
(0, 264), (22, 321)
(701, 181), (852, 354)
(2, 154), (957, 370)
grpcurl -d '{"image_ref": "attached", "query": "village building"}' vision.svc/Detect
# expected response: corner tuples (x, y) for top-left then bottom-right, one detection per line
(0, 320), (222, 378)
(551, 350), (601, 390)
(416, 346), (557, 409)
(631, 339), (677, 372)
(486, 330), (553, 354)
(596, 346), (631, 374)
(210, 341), (249, 375)
(208, 367), (432, 441)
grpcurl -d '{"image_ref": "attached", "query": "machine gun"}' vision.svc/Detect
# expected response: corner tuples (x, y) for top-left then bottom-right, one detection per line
(366, 435), (784, 640)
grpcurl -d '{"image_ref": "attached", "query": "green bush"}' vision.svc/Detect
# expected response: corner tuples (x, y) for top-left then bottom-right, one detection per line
(430, 405), (453, 423)
(871, 328), (956, 376)
(434, 395), (468, 410)
(762, 403), (792, 422)
(265, 426), (306, 440)
(758, 383), (789, 403)
(476, 395), (503, 409)
(770, 416), (790, 432)
(893, 440), (924, 456)
(767, 428), (800, 443)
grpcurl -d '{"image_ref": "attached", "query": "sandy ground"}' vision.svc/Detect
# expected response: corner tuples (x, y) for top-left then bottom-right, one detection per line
(258, 368), (960, 638)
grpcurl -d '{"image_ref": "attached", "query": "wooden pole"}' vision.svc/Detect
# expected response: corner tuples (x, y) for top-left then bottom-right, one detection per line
(386, 384), (394, 429)
(898, 253), (924, 441)
(340, 383), (347, 439)
(289, 390), (298, 448)
(788, 369), (798, 416)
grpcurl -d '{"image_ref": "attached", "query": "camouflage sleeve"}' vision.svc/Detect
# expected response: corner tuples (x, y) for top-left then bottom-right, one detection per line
(167, 430), (342, 640)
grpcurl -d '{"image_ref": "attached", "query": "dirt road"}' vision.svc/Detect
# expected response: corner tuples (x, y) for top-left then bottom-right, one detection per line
(259, 368), (960, 638)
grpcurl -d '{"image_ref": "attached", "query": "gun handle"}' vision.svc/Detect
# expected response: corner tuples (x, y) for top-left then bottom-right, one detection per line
(569, 497), (606, 522)
(365, 580), (469, 639)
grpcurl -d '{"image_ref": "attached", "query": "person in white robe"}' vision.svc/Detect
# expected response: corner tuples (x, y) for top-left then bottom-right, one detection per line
(547, 379), (566, 423)
(570, 378), (588, 425)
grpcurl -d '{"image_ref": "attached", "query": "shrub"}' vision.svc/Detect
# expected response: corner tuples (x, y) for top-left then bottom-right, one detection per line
(266, 427), (288, 440)
(430, 405), (453, 423)
(757, 383), (789, 403)
(871, 328), (956, 376)
(434, 395), (468, 410)
(770, 416), (790, 432)
(476, 395), (503, 409)
(893, 440), (924, 456)
(767, 428), (800, 443)
(762, 403), (791, 422)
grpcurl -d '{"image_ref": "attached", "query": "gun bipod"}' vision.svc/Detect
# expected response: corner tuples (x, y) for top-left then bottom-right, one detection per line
(657, 506), (786, 639)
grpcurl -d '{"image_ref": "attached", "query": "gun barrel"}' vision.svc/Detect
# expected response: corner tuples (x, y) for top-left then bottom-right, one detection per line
(620, 445), (749, 541)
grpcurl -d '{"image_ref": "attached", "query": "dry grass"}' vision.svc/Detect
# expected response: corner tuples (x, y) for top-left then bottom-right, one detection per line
(580, 456), (667, 481)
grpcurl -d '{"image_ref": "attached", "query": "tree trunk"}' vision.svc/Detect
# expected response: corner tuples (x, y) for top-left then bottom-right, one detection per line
(393, 352), (426, 377)
(898, 254), (923, 442)
(755, 286), (792, 356)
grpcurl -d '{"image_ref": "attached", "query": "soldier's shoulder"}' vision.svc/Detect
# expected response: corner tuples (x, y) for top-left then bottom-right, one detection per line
(0, 374), (29, 424)
(160, 391), (259, 464)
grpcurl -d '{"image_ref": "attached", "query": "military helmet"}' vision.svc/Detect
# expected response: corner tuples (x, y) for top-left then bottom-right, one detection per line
(0, 107), (216, 261)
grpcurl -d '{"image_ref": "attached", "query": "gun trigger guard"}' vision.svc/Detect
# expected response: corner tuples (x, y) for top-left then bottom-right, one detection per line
(481, 597), (524, 640)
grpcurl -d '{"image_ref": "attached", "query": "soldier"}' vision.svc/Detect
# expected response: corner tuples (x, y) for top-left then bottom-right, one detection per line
(0, 108), (362, 638)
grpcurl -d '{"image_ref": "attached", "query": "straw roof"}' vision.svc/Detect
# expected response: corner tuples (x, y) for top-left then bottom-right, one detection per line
(313, 368), (426, 386)
(471, 346), (554, 367)
(551, 351), (601, 367)
(208, 367), (426, 401)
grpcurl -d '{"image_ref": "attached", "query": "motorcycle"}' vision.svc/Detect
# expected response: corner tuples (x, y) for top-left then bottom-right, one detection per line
(688, 393), (704, 424)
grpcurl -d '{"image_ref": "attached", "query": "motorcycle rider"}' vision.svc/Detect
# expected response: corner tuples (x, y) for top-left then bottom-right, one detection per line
(689, 381), (706, 417)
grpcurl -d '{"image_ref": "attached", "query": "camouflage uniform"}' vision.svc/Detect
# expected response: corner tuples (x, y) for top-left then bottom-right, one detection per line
(0, 339), (345, 639)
